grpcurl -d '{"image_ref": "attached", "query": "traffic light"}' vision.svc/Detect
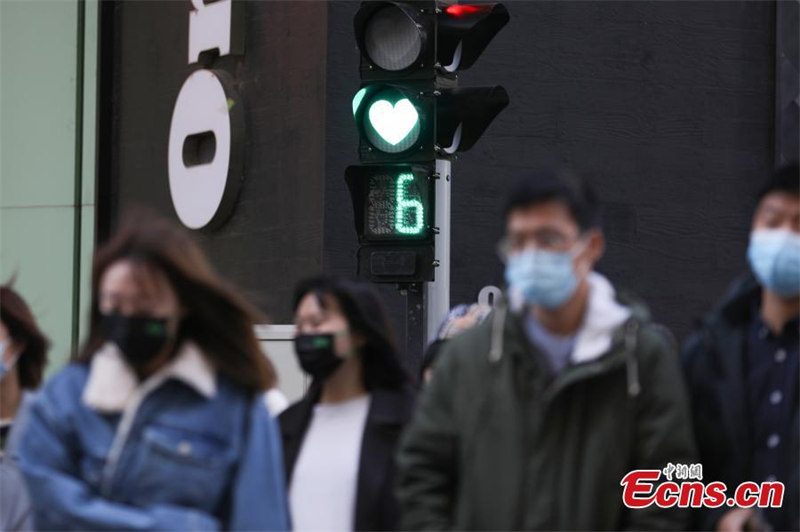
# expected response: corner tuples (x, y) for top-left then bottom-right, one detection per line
(345, 165), (433, 240)
(345, 164), (437, 282)
(352, 84), (434, 162)
(353, 1), (509, 81)
(347, 1), (509, 283)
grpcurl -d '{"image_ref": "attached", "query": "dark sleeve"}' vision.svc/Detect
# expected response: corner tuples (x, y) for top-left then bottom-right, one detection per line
(395, 343), (461, 531)
(625, 325), (698, 531)
(680, 331), (729, 531)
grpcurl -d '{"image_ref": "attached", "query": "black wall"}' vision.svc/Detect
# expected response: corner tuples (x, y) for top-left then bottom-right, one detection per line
(105, 1), (779, 362)
(324, 1), (777, 345)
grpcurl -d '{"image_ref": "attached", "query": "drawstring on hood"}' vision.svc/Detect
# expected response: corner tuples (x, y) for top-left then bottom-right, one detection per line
(624, 320), (641, 397)
(489, 298), (507, 364)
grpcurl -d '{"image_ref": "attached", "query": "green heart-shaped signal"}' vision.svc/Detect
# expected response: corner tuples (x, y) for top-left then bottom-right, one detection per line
(367, 98), (419, 146)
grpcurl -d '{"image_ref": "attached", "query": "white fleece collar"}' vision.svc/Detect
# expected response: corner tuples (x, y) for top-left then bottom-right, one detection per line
(570, 272), (632, 364)
(82, 341), (217, 413)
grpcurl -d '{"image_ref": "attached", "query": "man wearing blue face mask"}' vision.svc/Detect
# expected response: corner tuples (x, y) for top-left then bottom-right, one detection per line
(683, 162), (800, 532)
(397, 168), (696, 530)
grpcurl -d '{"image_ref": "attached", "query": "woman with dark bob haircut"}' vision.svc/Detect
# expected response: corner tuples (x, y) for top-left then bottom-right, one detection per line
(18, 212), (289, 531)
(280, 275), (415, 532)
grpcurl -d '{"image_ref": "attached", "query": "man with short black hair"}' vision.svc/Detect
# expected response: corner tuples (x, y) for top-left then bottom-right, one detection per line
(683, 163), (799, 532)
(397, 168), (696, 530)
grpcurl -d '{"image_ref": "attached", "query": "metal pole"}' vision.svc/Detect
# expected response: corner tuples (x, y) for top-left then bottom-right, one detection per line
(404, 283), (426, 375)
(426, 158), (451, 344)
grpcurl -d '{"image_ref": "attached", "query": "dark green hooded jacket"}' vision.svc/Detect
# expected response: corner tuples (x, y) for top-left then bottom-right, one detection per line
(397, 275), (697, 530)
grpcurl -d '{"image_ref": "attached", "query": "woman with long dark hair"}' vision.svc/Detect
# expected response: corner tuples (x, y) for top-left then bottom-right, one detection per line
(1, 283), (50, 531)
(17, 213), (289, 531)
(280, 276), (415, 531)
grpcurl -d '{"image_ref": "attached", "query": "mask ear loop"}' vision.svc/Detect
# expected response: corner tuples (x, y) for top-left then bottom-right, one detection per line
(0, 347), (21, 380)
(333, 328), (359, 359)
(570, 236), (593, 277)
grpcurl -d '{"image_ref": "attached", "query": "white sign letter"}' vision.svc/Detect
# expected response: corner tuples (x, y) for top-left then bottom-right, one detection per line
(188, 0), (233, 64)
(168, 69), (242, 230)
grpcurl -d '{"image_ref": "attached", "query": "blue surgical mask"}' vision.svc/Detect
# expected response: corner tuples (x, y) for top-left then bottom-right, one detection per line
(504, 240), (587, 309)
(0, 341), (19, 380)
(747, 229), (800, 297)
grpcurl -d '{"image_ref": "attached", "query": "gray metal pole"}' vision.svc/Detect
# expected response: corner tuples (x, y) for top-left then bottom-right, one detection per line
(426, 158), (452, 343)
(403, 283), (426, 374)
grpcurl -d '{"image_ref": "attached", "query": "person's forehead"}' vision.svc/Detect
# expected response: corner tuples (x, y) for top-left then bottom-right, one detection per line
(506, 201), (579, 231)
(296, 292), (342, 318)
(757, 192), (800, 216)
(296, 293), (323, 316)
(100, 260), (170, 298)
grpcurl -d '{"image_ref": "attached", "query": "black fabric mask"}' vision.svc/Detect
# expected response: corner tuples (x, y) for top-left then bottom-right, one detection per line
(294, 334), (343, 381)
(102, 313), (171, 369)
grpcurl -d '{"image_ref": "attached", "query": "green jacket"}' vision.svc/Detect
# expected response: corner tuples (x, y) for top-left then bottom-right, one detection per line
(397, 276), (696, 531)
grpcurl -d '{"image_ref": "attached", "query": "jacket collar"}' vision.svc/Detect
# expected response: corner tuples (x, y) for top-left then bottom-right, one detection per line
(715, 273), (761, 327)
(506, 272), (631, 365)
(571, 272), (632, 364)
(82, 341), (217, 413)
(281, 385), (412, 439)
(279, 382), (322, 441)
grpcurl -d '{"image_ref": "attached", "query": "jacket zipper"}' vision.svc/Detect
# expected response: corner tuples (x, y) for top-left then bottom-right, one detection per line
(516, 320), (639, 528)
(100, 374), (169, 497)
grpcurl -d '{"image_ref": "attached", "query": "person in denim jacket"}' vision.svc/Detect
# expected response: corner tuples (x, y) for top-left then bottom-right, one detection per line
(1, 284), (50, 532)
(17, 212), (290, 531)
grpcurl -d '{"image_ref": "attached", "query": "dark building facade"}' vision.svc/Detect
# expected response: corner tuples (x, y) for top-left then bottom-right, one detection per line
(98, 1), (793, 367)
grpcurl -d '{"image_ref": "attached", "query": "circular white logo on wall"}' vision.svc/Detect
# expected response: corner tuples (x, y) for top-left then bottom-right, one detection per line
(168, 69), (242, 230)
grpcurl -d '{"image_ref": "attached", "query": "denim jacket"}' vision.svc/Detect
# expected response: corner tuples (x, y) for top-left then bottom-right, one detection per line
(18, 342), (290, 531)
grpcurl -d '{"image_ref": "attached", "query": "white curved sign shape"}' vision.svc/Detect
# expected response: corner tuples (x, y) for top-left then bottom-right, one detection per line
(168, 69), (239, 230)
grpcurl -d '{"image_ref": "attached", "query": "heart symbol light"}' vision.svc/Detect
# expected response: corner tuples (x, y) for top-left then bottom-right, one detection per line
(368, 99), (419, 146)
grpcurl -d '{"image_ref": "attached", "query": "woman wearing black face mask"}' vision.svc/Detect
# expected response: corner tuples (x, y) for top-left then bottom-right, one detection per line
(17, 211), (289, 531)
(280, 276), (414, 532)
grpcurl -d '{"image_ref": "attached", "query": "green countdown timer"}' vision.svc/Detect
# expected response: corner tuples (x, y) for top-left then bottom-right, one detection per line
(365, 172), (427, 239)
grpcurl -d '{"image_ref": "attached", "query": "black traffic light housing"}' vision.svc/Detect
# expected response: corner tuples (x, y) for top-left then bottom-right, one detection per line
(352, 84), (509, 162)
(345, 164), (436, 243)
(357, 244), (437, 283)
(348, 1), (509, 283)
(354, 2), (510, 80)
(437, 3), (509, 72)
(436, 86), (509, 154)
(353, 84), (437, 163)
(354, 1), (437, 81)
(345, 164), (437, 282)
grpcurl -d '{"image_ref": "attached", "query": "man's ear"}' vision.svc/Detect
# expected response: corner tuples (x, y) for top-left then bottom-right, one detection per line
(586, 229), (605, 269)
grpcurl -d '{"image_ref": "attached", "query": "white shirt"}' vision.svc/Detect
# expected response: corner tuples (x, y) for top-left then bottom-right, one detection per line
(264, 388), (289, 416)
(289, 395), (371, 531)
